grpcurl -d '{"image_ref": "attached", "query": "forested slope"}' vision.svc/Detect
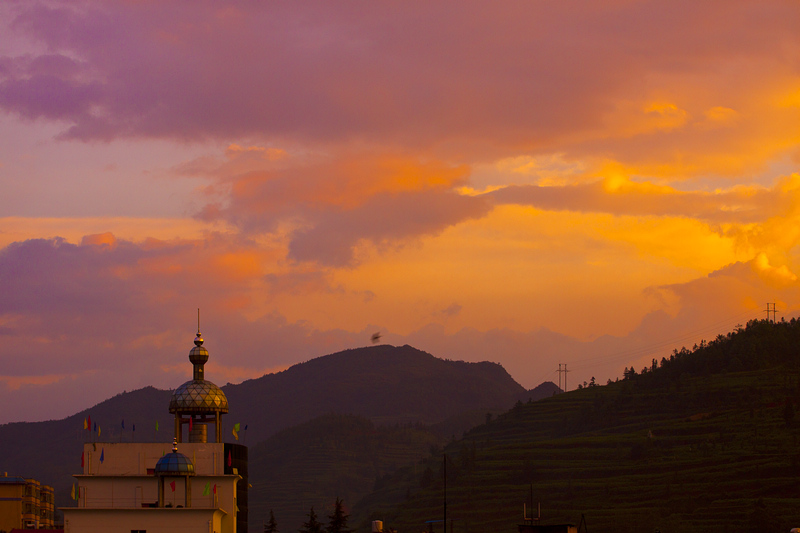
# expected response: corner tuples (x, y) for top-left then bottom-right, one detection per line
(351, 319), (800, 533)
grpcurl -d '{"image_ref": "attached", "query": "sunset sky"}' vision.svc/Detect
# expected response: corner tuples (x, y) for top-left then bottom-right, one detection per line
(2, 1), (800, 423)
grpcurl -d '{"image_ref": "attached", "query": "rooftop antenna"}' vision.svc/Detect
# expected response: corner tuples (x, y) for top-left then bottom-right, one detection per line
(197, 308), (201, 334)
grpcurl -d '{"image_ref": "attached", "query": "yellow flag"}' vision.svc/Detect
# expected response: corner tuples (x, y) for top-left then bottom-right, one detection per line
(232, 427), (239, 441)
(83, 418), (88, 430)
(70, 484), (75, 500)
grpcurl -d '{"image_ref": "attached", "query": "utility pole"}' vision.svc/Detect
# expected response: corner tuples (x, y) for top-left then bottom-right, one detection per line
(557, 364), (561, 391)
(766, 302), (777, 323)
(557, 364), (570, 392)
(443, 454), (446, 533)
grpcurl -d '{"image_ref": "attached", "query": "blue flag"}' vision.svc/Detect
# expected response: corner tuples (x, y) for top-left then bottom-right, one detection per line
(100, 448), (104, 463)
(133, 424), (136, 432)
(244, 424), (248, 431)
(121, 419), (125, 429)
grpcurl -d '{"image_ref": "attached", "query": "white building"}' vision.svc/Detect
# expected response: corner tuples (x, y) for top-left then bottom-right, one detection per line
(62, 328), (248, 533)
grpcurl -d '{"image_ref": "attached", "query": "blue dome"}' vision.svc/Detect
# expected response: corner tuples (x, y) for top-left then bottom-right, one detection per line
(155, 441), (195, 476)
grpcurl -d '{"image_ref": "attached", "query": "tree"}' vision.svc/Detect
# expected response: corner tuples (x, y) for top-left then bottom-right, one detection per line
(265, 510), (279, 533)
(300, 507), (322, 533)
(326, 498), (352, 533)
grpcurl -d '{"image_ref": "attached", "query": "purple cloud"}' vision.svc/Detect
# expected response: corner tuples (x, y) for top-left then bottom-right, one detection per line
(0, 1), (793, 157)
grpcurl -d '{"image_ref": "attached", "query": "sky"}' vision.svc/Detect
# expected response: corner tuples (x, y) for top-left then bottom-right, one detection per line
(1, 1), (800, 423)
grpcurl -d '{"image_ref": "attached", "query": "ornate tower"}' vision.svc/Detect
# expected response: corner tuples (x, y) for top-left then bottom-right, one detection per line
(169, 328), (229, 443)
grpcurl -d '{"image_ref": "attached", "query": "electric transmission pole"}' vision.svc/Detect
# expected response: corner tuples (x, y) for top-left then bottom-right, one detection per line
(766, 302), (777, 323)
(557, 363), (570, 392)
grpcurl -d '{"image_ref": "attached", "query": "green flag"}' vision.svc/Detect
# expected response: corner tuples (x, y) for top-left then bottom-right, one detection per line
(156, 421), (159, 431)
(203, 482), (210, 496)
(234, 422), (240, 432)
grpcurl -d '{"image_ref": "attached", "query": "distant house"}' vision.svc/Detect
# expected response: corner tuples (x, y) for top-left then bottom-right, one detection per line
(0, 474), (56, 530)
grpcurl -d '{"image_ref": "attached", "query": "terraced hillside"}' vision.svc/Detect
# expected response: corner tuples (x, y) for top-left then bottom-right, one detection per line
(352, 319), (800, 533)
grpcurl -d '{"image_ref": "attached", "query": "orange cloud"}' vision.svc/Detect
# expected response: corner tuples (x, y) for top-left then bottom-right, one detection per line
(80, 232), (117, 248)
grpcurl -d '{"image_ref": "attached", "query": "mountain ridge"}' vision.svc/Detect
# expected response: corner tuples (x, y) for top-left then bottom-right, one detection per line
(0, 343), (534, 523)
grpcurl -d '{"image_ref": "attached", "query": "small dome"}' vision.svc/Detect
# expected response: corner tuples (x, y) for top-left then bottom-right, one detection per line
(155, 441), (195, 476)
(169, 379), (229, 414)
(189, 331), (209, 366)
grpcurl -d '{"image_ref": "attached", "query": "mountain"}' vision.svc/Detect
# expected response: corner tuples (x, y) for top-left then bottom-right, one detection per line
(0, 344), (528, 523)
(249, 413), (444, 532)
(224, 344), (527, 444)
(348, 319), (800, 533)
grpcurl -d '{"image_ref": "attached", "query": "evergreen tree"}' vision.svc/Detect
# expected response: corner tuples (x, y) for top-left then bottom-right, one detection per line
(300, 506), (322, 533)
(265, 509), (279, 533)
(326, 498), (352, 533)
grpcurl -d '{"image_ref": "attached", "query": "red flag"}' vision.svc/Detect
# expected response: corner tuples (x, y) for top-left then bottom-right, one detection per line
(87, 415), (91, 430)
(170, 481), (176, 492)
(213, 483), (216, 494)
(227, 450), (232, 467)
(189, 417), (193, 431)
(81, 452), (84, 468)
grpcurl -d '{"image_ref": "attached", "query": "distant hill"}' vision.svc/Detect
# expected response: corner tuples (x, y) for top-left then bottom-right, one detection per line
(224, 344), (527, 444)
(0, 344), (529, 523)
(249, 413), (444, 532)
(349, 319), (800, 533)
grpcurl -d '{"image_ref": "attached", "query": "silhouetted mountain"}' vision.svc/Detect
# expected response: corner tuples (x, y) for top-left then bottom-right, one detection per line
(516, 380), (561, 402)
(225, 344), (527, 443)
(249, 413), (444, 532)
(0, 344), (527, 523)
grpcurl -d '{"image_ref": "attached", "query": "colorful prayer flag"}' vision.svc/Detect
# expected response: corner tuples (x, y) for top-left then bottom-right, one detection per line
(81, 452), (84, 468)
(227, 450), (232, 467)
(133, 424), (136, 432)
(170, 481), (176, 492)
(244, 424), (248, 431)
(189, 417), (193, 431)
(98, 426), (101, 437)
(93, 422), (96, 432)
(232, 427), (238, 441)
(87, 415), (91, 429)
(203, 482), (210, 496)
(83, 418), (88, 430)
(213, 483), (217, 494)
(234, 423), (240, 432)
(100, 448), (104, 463)
(70, 484), (75, 500)
(121, 419), (125, 429)
(156, 421), (159, 431)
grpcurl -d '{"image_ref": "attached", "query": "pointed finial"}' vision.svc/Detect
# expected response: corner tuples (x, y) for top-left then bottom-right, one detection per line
(172, 438), (178, 453)
(195, 308), (203, 346)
